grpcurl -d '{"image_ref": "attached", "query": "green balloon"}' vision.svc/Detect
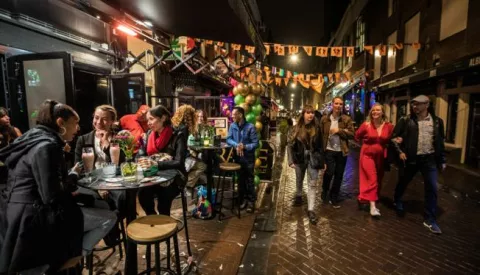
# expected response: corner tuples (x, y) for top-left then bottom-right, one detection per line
(254, 175), (261, 185)
(256, 96), (261, 105)
(252, 104), (263, 115)
(246, 112), (256, 124)
(234, 94), (245, 105)
(255, 149), (260, 158)
(258, 140), (263, 149)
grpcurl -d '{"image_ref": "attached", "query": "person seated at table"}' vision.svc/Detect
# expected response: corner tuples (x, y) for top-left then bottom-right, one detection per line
(137, 105), (195, 215)
(226, 106), (259, 213)
(186, 109), (208, 189)
(119, 104), (149, 143)
(0, 100), (116, 274)
(0, 107), (21, 189)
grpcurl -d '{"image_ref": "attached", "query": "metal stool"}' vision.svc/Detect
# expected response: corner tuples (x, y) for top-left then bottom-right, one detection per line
(215, 162), (242, 220)
(127, 215), (182, 275)
(85, 217), (127, 275)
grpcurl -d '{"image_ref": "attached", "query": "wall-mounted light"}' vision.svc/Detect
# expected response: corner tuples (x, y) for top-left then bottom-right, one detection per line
(291, 83), (297, 88)
(144, 21), (153, 27)
(117, 25), (137, 36)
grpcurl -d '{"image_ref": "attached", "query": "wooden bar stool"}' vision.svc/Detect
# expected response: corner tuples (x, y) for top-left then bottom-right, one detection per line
(127, 215), (182, 275)
(215, 162), (242, 220)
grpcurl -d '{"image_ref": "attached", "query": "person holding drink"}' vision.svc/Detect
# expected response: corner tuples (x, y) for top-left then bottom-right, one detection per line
(75, 105), (126, 216)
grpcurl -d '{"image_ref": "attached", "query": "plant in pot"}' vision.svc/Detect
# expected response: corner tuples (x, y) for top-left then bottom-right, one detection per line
(114, 130), (138, 182)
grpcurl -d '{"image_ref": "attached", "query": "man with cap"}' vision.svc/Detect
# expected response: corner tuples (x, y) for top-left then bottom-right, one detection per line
(391, 95), (446, 234)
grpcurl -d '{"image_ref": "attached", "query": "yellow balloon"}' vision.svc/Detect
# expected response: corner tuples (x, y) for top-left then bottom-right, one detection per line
(255, 158), (262, 168)
(233, 86), (239, 96)
(245, 93), (257, 105)
(239, 103), (251, 113)
(251, 83), (262, 95)
(255, 121), (263, 131)
(238, 83), (249, 96)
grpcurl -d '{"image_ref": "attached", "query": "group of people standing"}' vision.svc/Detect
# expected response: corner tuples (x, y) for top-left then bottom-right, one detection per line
(287, 95), (445, 235)
(0, 99), (258, 274)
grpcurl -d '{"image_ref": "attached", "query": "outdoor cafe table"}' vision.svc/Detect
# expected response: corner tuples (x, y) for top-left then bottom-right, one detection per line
(188, 143), (230, 210)
(77, 168), (177, 274)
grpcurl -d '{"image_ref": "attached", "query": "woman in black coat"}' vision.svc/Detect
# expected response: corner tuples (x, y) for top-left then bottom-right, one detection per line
(0, 100), (116, 274)
(137, 105), (191, 215)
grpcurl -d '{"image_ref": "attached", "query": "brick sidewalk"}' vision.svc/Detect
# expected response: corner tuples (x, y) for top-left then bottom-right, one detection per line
(267, 149), (480, 275)
(86, 196), (256, 275)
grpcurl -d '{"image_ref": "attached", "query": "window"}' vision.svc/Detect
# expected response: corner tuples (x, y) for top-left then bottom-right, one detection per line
(446, 94), (459, 143)
(356, 17), (365, 52)
(387, 31), (397, 74)
(440, 0), (469, 40)
(403, 13), (420, 67)
(374, 45), (382, 79)
(388, 0), (396, 17)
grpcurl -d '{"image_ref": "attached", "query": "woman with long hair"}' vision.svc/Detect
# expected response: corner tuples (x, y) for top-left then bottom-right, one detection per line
(287, 105), (325, 224)
(355, 103), (394, 217)
(137, 105), (193, 215)
(0, 107), (21, 187)
(0, 100), (115, 273)
(185, 109), (208, 189)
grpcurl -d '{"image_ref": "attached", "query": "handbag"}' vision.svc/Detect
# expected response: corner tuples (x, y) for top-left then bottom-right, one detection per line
(309, 151), (324, 169)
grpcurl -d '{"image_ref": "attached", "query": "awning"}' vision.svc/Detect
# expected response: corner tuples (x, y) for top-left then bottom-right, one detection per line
(97, 0), (266, 59)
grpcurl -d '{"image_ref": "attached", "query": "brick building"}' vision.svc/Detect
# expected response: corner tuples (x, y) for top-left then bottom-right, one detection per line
(324, 0), (480, 171)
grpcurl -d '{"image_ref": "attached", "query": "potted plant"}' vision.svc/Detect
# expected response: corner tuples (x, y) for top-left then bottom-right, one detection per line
(114, 130), (138, 182)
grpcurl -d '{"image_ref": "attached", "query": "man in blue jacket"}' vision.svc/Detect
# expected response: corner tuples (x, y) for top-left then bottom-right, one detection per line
(227, 106), (259, 213)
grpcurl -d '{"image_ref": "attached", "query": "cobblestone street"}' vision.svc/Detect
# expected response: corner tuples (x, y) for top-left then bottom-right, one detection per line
(266, 147), (480, 275)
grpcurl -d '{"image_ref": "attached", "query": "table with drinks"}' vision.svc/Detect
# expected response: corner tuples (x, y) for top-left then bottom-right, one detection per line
(79, 146), (178, 274)
(188, 136), (230, 210)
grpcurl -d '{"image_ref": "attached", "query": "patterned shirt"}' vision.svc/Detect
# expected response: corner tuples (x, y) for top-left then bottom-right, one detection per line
(417, 114), (434, 155)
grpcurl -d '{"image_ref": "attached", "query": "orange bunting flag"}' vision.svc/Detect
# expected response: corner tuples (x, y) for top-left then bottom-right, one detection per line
(275, 77), (281, 86)
(331, 47), (343, 57)
(364, 45), (374, 55)
(298, 74), (305, 81)
(346, 47), (355, 57)
(316, 47), (329, 57)
(240, 72), (245, 80)
(247, 46), (256, 54)
(264, 44), (270, 55)
(379, 45), (387, 56)
(245, 67), (251, 75)
(206, 40), (213, 45)
(412, 42), (421, 50)
(265, 74), (271, 82)
(287, 71), (292, 79)
(327, 73), (334, 83)
(318, 74), (323, 83)
(395, 43), (404, 50)
(306, 74), (311, 81)
(277, 46), (285, 56)
(217, 42), (224, 47)
(273, 44), (280, 52)
(264, 66), (270, 73)
(248, 73), (255, 83)
(303, 46), (313, 56)
(345, 72), (352, 81)
(232, 44), (241, 50)
(288, 46), (299, 55)
(335, 72), (341, 82)
(283, 78), (289, 86)
(299, 79), (310, 89)
(257, 75), (262, 83)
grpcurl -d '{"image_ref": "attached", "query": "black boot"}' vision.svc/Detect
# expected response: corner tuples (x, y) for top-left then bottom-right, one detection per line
(308, 211), (318, 225)
(293, 196), (302, 206)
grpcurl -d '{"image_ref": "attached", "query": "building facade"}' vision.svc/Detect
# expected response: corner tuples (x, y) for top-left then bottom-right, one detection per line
(326, 0), (480, 170)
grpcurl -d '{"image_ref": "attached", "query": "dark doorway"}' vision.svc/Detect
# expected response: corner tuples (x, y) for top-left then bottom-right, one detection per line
(466, 94), (480, 169)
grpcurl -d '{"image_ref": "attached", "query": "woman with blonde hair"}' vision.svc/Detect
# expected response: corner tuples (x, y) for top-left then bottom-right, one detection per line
(355, 103), (394, 217)
(287, 105), (325, 224)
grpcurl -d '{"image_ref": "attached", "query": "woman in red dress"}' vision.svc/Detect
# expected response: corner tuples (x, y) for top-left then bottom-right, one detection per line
(355, 103), (394, 217)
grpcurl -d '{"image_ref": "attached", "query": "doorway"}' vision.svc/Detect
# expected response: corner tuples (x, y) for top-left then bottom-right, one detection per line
(466, 94), (480, 169)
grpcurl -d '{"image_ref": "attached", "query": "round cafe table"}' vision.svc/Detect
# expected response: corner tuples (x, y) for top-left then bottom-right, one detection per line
(77, 168), (177, 275)
(188, 143), (230, 210)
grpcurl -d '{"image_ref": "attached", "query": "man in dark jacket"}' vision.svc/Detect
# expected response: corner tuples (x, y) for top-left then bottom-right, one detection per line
(391, 95), (446, 234)
(226, 107), (259, 213)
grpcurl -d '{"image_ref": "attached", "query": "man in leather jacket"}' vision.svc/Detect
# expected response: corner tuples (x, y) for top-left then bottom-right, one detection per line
(391, 95), (446, 234)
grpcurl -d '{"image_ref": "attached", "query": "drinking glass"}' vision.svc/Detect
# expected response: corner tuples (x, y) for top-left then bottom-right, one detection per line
(82, 147), (95, 175)
(110, 143), (120, 166)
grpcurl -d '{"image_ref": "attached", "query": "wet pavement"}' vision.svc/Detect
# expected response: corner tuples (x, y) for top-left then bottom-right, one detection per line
(264, 144), (480, 275)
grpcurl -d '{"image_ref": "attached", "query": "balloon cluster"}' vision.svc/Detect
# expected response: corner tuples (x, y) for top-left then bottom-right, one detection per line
(232, 82), (265, 186)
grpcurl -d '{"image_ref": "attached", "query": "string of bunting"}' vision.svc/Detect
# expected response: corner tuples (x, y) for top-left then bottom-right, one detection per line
(194, 38), (422, 58)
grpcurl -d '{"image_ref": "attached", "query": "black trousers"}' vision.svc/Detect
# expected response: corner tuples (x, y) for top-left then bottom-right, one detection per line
(322, 150), (347, 200)
(236, 157), (256, 203)
(138, 177), (182, 216)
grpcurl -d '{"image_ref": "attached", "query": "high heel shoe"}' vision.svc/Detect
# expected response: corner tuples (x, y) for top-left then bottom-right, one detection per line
(370, 207), (381, 217)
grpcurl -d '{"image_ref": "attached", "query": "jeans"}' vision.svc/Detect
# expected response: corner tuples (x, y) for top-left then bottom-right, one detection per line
(138, 178), (181, 216)
(294, 151), (319, 211)
(322, 150), (347, 201)
(81, 207), (117, 255)
(236, 157), (256, 203)
(394, 154), (438, 222)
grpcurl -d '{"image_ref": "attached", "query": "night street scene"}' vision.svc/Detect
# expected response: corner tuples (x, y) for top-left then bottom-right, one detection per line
(1, 0), (480, 274)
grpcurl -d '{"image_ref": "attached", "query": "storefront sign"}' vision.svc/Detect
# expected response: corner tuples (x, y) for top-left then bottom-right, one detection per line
(469, 56), (480, 67)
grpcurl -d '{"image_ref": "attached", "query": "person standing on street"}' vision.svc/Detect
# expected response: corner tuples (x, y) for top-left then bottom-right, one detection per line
(355, 103), (394, 217)
(319, 97), (354, 208)
(287, 105), (325, 224)
(392, 95), (446, 234)
(226, 107), (259, 213)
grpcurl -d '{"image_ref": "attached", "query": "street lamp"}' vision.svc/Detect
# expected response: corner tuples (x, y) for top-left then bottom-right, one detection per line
(291, 83), (297, 88)
(291, 93), (294, 97)
(290, 54), (299, 63)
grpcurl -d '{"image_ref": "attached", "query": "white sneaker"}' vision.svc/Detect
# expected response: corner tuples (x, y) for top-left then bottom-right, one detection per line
(370, 207), (381, 217)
